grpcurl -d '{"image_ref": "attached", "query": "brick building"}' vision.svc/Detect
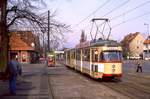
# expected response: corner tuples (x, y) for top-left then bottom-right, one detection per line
(9, 31), (40, 63)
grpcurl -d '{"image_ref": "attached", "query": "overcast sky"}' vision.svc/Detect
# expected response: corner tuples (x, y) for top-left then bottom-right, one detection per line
(44, 0), (150, 48)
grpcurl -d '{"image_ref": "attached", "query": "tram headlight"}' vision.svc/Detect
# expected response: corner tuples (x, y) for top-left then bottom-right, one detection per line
(94, 50), (98, 55)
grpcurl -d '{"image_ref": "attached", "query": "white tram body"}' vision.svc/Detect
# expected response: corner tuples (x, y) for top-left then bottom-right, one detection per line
(64, 39), (123, 79)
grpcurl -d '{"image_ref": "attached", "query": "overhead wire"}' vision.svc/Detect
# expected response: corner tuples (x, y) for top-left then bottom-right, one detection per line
(76, 0), (130, 29)
(94, 0), (130, 39)
(74, 0), (111, 28)
(112, 11), (150, 29)
(101, 0), (130, 17)
(69, 0), (150, 41)
(78, 0), (130, 39)
(93, 0), (150, 39)
(110, 0), (150, 20)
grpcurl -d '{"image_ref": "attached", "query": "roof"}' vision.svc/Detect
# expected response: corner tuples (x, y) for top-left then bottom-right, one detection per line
(143, 39), (150, 44)
(9, 33), (34, 51)
(121, 32), (141, 47)
(122, 32), (139, 43)
(10, 31), (38, 46)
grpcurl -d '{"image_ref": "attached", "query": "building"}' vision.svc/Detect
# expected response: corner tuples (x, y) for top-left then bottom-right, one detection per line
(9, 32), (34, 63)
(121, 32), (145, 59)
(143, 36), (150, 60)
(9, 31), (40, 63)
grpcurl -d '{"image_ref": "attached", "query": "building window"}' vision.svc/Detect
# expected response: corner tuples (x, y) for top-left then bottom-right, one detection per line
(146, 44), (148, 48)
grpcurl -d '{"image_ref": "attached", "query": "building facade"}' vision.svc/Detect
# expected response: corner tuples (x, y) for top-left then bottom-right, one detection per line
(9, 32), (34, 63)
(121, 32), (145, 59)
(9, 31), (40, 63)
(143, 36), (150, 60)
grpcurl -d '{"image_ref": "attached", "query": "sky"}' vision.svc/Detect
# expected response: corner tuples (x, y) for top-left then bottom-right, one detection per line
(44, 0), (150, 48)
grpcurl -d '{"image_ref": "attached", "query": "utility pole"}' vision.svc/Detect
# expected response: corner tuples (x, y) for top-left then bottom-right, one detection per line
(144, 23), (150, 60)
(48, 10), (50, 52)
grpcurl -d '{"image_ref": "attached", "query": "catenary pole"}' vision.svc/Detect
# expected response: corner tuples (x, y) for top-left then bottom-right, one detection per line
(48, 10), (50, 52)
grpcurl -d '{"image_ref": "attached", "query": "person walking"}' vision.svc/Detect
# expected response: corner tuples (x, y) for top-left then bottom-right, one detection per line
(6, 54), (20, 95)
(136, 59), (143, 73)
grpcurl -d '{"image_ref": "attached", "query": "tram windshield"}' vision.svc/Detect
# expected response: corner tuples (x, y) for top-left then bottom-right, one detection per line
(100, 51), (122, 61)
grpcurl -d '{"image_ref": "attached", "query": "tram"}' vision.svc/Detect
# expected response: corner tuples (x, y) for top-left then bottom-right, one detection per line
(47, 51), (55, 67)
(64, 39), (123, 79)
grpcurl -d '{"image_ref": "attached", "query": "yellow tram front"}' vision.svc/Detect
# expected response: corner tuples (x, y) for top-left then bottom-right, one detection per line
(91, 45), (123, 79)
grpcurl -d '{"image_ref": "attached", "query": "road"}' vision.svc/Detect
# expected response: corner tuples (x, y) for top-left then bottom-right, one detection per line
(46, 60), (150, 99)
(8, 60), (149, 99)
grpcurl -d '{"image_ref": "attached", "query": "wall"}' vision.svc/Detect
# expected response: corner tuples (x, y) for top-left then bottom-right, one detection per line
(129, 34), (145, 58)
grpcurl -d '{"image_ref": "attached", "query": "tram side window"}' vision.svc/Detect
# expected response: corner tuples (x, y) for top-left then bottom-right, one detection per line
(67, 52), (70, 60)
(76, 50), (81, 60)
(92, 50), (98, 62)
(74, 51), (76, 59)
(64, 52), (67, 60)
(82, 49), (90, 61)
(71, 51), (75, 59)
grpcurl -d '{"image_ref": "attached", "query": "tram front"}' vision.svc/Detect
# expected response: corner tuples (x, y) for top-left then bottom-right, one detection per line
(91, 46), (123, 79)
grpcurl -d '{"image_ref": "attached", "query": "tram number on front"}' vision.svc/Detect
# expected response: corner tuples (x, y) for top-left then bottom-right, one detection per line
(112, 69), (115, 73)
(112, 65), (115, 73)
(112, 64), (115, 68)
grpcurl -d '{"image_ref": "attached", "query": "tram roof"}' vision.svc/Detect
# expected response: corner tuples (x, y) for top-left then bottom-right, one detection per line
(65, 39), (121, 51)
(90, 39), (121, 47)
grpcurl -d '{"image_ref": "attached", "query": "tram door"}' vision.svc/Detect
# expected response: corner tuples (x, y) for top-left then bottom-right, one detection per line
(91, 48), (99, 76)
(70, 50), (76, 68)
(66, 51), (71, 66)
(76, 49), (81, 71)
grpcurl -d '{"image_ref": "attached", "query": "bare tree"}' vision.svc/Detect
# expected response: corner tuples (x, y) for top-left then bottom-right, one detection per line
(0, 0), (69, 72)
(7, 0), (69, 50)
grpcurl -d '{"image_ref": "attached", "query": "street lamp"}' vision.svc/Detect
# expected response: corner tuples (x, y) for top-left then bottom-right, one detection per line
(144, 23), (149, 39)
(31, 42), (35, 49)
(144, 23), (150, 60)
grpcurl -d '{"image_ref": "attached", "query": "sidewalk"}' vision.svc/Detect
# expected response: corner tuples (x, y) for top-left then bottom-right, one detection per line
(0, 64), (52, 99)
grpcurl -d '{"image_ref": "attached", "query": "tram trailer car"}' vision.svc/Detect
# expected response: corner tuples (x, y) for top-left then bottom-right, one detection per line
(64, 39), (123, 79)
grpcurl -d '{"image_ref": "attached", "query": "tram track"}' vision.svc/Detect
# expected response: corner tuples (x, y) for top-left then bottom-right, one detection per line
(69, 65), (150, 99)
(75, 69), (150, 99)
(124, 73), (150, 90)
(47, 63), (150, 99)
(101, 74), (150, 99)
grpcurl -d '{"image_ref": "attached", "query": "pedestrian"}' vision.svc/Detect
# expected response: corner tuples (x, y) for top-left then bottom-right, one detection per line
(136, 59), (143, 73)
(6, 54), (20, 95)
